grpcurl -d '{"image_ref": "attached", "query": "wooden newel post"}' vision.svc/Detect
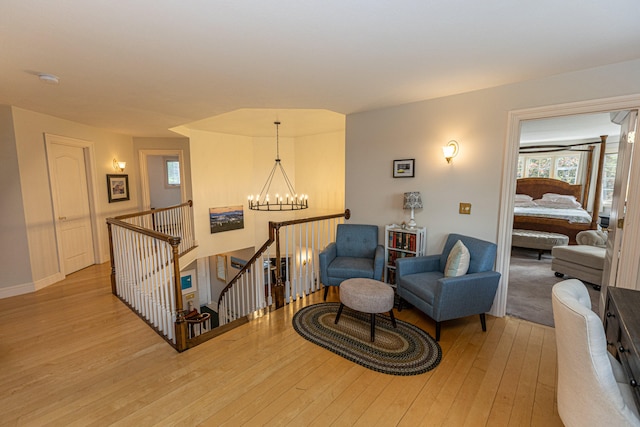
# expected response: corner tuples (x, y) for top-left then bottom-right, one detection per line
(170, 238), (187, 352)
(273, 224), (285, 309)
(107, 221), (117, 295)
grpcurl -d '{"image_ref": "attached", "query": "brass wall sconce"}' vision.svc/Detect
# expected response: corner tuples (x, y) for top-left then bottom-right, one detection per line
(113, 158), (126, 172)
(442, 140), (459, 164)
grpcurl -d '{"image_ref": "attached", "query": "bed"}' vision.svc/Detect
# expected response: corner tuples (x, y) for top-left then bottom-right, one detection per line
(514, 177), (596, 244)
(514, 136), (608, 245)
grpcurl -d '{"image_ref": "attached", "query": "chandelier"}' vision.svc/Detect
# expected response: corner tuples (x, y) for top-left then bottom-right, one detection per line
(248, 121), (308, 211)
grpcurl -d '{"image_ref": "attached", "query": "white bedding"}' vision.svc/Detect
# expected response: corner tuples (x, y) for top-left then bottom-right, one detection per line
(514, 206), (592, 224)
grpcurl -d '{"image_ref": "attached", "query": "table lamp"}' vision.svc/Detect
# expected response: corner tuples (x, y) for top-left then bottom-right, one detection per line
(403, 192), (423, 228)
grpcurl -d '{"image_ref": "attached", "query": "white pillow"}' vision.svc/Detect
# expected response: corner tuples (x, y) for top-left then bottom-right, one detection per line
(515, 194), (533, 202)
(542, 193), (577, 202)
(514, 200), (538, 207)
(534, 198), (582, 209)
(444, 240), (470, 277)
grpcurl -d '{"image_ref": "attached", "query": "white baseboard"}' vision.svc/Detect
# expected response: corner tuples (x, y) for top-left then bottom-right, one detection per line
(0, 272), (65, 299)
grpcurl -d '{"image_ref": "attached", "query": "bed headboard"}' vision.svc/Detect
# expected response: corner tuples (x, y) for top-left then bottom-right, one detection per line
(516, 178), (583, 205)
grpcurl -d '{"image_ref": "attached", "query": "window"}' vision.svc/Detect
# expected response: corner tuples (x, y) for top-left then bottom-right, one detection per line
(165, 159), (180, 187)
(518, 152), (581, 184)
(516, 157), (524, 179)
(525, 157), (551, 178)
(554, 155), (580, 184)
(602, 153), (618, 206)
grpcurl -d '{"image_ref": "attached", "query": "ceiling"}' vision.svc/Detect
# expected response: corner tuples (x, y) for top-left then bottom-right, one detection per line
(1, 1), (640, 137)
(520, 113), (623, 145)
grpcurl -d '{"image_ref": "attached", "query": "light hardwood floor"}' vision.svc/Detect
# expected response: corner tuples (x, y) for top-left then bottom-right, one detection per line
(0, 263), (562, 426)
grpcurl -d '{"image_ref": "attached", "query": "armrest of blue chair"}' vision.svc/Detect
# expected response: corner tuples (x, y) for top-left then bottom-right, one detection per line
(319, 242), (337, 284)
(433, 271), (501, 321)
(373, 245), (385, 280)
(396, 254), (441, 277)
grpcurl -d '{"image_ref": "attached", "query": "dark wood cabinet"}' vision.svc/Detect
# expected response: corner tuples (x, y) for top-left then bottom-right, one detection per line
(604, 287), (640, 410)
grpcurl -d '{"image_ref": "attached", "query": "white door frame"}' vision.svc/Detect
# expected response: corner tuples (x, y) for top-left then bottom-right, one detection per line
(494, 94), (640, 317)
(44, 133), (100, 276)
(616, 114), (640, 289)
(139, 149), (187, 211)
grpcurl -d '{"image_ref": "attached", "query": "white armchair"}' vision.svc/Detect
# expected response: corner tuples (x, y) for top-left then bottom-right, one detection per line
(552, 279), (640, 426)
(552, 231), (606, 289)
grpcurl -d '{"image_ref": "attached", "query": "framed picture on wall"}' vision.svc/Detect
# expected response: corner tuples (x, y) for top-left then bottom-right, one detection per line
(107, 174), (130, 202)
(210, 205), (244, 233)
(180, 269), (196, 295)
(216, 255), (227, 281)
(393, 159), (415, 178)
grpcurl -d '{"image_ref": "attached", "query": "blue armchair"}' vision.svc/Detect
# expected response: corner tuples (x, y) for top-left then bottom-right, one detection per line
(395, 233), (501, 341)
(319, 224), (384, 300)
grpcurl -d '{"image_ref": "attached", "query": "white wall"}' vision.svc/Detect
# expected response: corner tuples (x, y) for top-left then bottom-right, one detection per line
(189, 128), (346, 260)
(296, 130), (346, 214)
(189, 130), (257, 258)
(11, 107), (136, 290)
(345, 59), (640, 256)
(0, 106), (32, 289)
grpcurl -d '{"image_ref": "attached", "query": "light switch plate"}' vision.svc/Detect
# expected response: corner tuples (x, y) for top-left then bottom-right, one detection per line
(459, 203), (471, 215)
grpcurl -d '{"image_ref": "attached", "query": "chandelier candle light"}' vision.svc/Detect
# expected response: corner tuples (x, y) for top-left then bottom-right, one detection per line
(403, 191), (423, 228)
(248, 121), (308, 211)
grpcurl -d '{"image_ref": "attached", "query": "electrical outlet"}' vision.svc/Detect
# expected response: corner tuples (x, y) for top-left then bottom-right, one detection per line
(459, 203), (471, 215)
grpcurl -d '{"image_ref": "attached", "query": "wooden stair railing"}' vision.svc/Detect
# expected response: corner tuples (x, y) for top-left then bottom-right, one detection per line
(217, 209), (350, 325)
(108, 201), (349, 350)
(107, 201), (196, 352)
(114, 200), (196, 257)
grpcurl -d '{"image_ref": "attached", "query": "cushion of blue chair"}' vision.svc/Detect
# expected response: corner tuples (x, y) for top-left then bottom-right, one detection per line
(397, 271), (442, 305)
(328, 257), (375, 278)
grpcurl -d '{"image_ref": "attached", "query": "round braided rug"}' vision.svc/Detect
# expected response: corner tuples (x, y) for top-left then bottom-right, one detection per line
(292, 302), (441, 376)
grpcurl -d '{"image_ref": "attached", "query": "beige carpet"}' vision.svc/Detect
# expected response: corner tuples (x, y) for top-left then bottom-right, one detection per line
(507, 247), (600, 327)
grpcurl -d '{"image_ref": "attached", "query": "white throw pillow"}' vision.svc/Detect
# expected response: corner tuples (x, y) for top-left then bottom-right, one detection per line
(533, 198), (582, 209)
(444, 240), (470, 277)
(515, 194), (533, 202)
(541, 193), (577, 202)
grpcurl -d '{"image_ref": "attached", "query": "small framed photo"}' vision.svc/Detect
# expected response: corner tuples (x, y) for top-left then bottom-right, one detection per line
(107, 174), (130, 202)
(393, 159), (415, 178)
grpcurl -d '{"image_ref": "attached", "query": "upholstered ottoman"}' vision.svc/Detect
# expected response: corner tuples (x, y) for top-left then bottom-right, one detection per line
(512, 229), (570, 260)
(334, 278), (396, 341)
(552, 245), (606, 289)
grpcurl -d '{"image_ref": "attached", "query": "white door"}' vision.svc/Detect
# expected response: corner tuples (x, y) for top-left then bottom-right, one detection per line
(48, 142), (95, 274)
(600, 110), (637, 314)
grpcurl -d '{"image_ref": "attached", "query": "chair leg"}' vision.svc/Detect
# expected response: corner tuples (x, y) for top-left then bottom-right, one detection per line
(397, 298), (404, 312)
(389, 309), (397, 328)
(324, 286), (329, 301)
(370, 313), (376, 342)
(435, 322), (441, 341)
(334, 303), (344, 324)
(479, 313), (487, 332)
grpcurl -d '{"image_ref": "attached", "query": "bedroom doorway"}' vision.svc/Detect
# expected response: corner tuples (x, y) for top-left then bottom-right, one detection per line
(494, 95), (640, 322)
(506, 113), (621, 326)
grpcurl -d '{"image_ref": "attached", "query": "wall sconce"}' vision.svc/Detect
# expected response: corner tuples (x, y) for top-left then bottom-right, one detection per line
(113, 158), (126, 172)
(442, 140), (459, 164)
